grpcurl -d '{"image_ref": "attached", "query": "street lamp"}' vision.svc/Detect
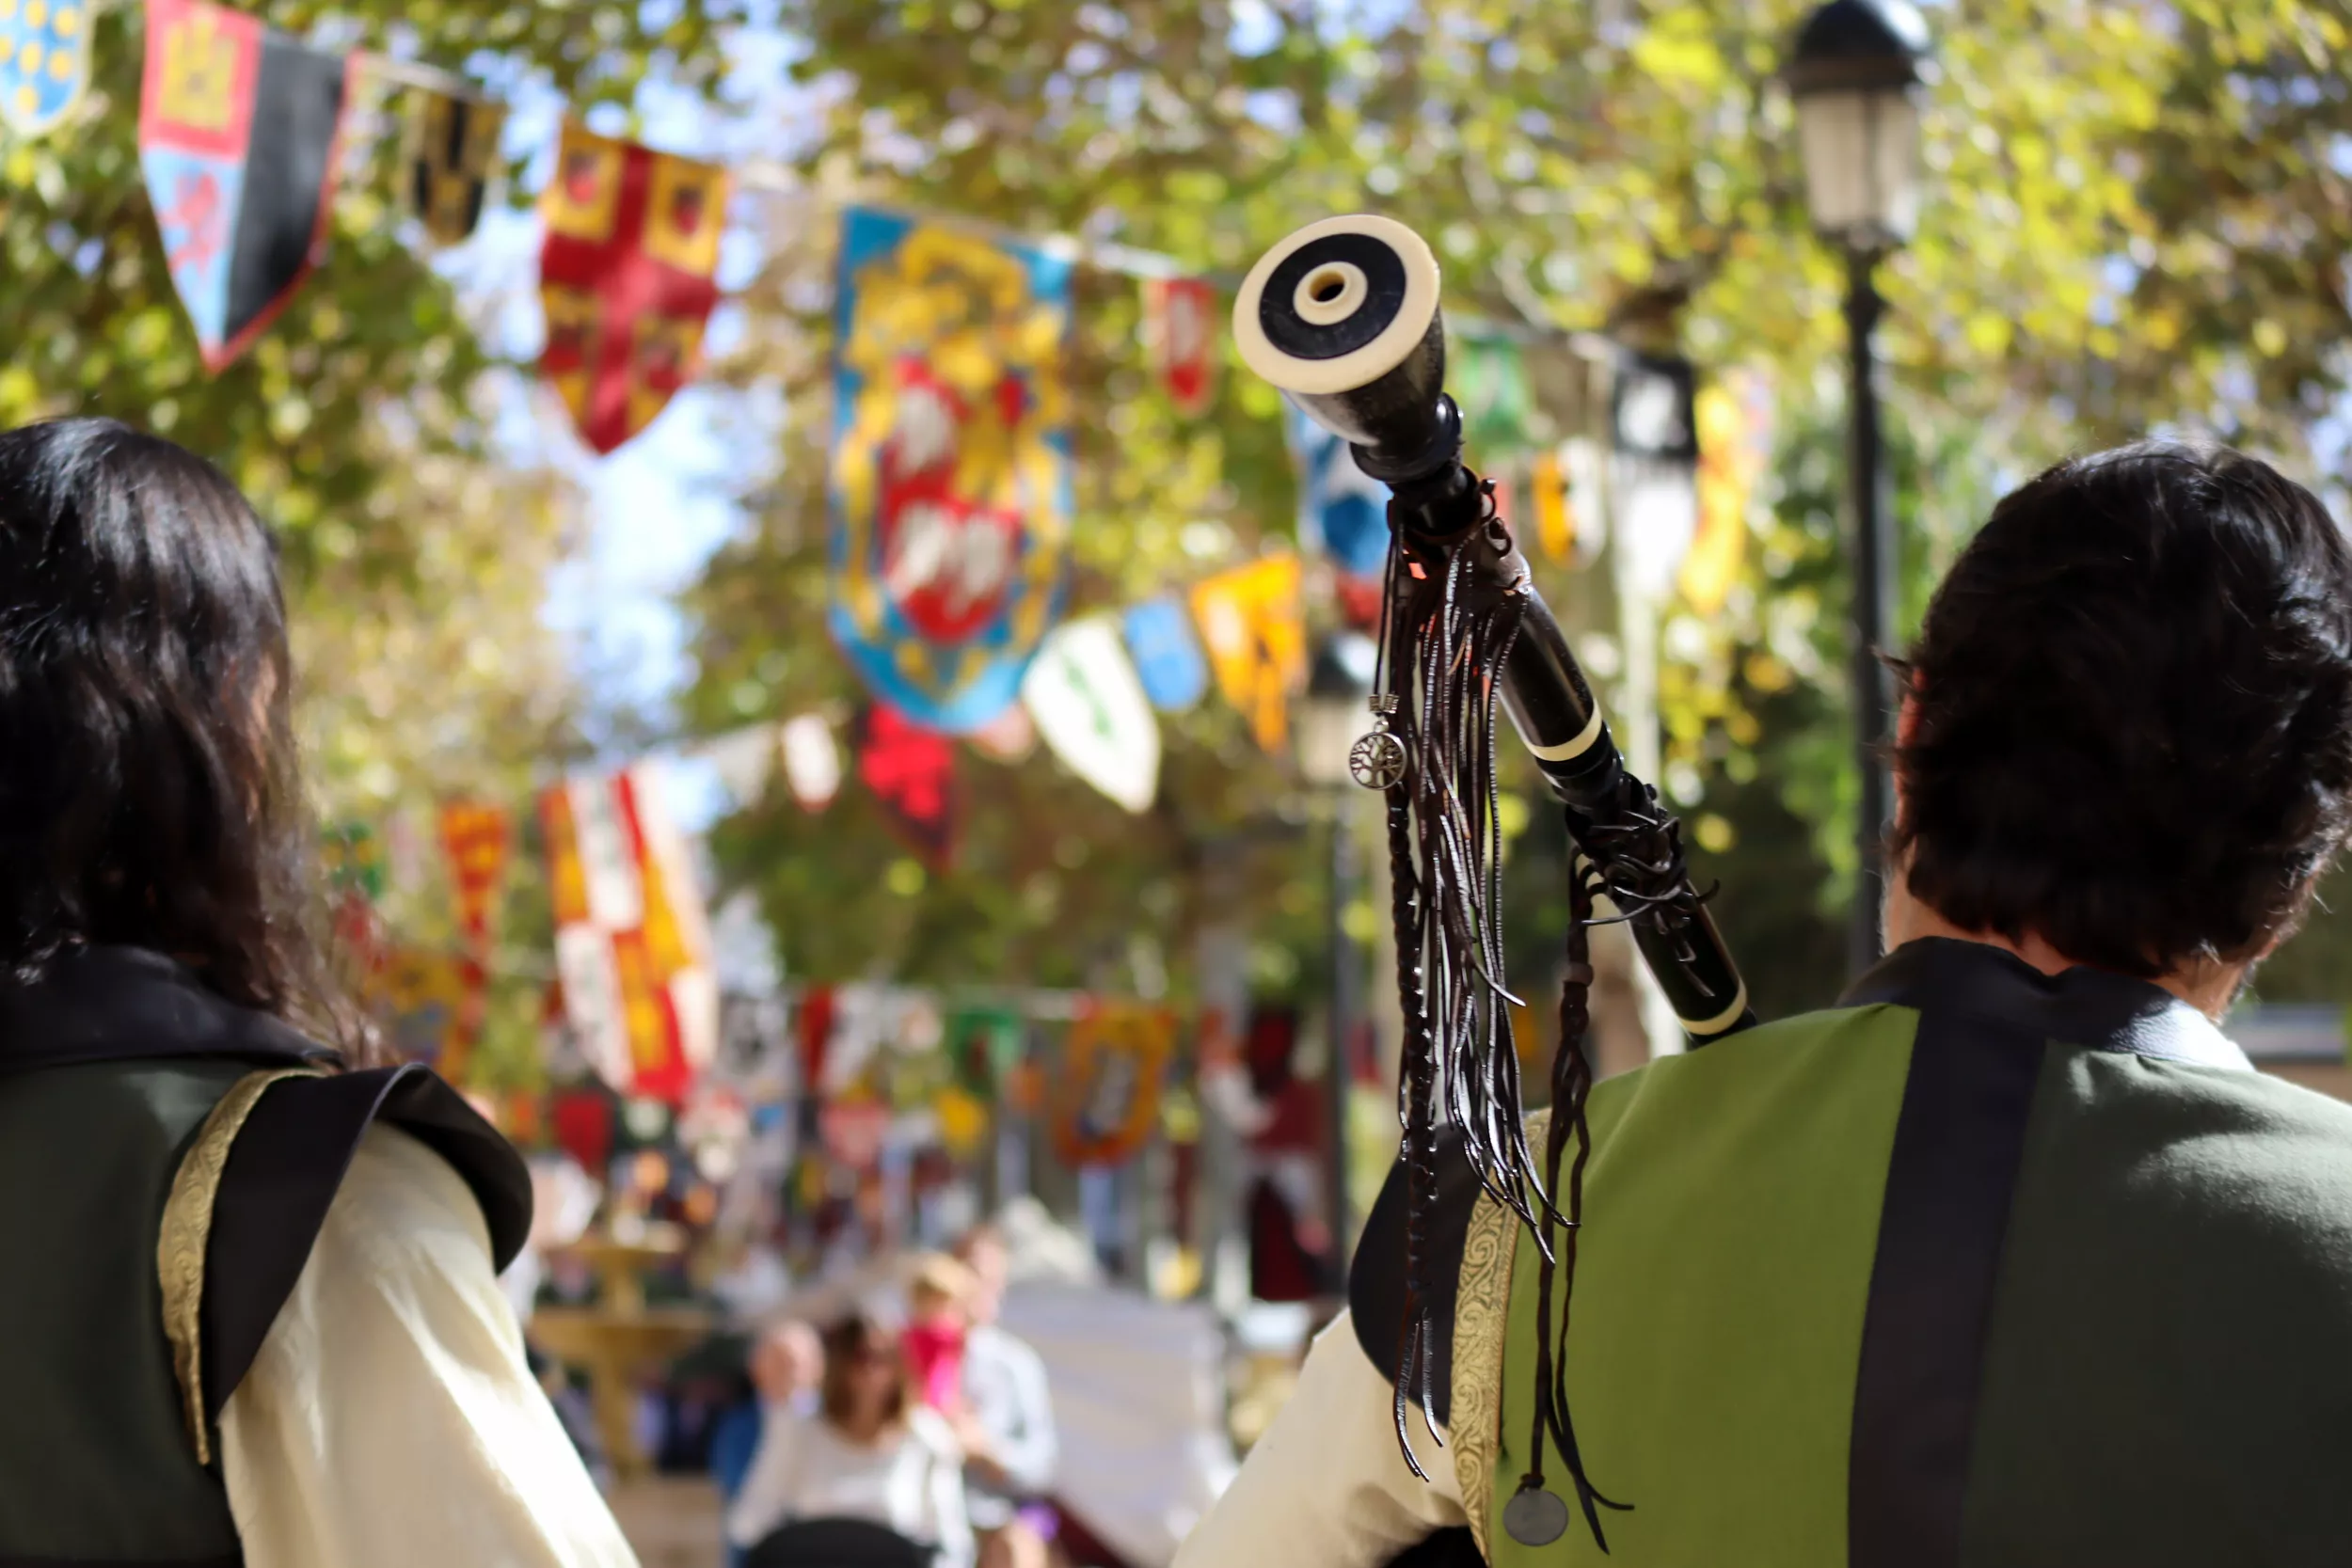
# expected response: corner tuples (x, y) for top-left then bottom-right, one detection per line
(1300, 631), (1378, 790)
(1788, 0), (1930, 976)
(1300, 630), (1377, 1290)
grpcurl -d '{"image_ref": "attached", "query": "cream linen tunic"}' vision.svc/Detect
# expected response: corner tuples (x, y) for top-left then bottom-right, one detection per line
(217, 1123), (640, 1568)
(1171, 1311), (1467, 1568)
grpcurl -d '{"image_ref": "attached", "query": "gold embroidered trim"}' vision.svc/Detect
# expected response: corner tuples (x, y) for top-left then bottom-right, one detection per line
(157, 1066), (321, 1465)
(1452, 1108), (1545, 1561)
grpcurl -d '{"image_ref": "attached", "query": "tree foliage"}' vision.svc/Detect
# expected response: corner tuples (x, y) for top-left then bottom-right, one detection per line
(2, 0), (742, 784)
(0, 4), (753, 1080)
(688, 0), (2352, 1006)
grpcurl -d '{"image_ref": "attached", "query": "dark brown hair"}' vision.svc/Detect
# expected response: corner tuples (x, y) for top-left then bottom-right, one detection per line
(818, 1313), (909, 1430)
(1895, 440), (2352, 975)
(0, 418), (371, 1055)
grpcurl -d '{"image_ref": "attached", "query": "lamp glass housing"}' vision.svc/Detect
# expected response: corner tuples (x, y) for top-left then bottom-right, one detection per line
(1298, 698), (1359, 790)
(1300, 631), (1378, 789)
(1796, 82), (1923, 249)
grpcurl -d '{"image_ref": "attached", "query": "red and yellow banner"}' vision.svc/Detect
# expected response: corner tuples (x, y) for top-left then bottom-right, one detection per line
(438, 800), (511, 949)
(539, 762), (717, 1104)
(539, 124), (727, 454)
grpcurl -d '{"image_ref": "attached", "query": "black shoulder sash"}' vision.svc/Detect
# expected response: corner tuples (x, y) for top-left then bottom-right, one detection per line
(199, 1063), (532, 1425)
(0, 946), (335, 1077)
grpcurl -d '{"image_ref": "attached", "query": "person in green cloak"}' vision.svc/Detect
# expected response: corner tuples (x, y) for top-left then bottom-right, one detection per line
(1178, 440), (2352, 1568)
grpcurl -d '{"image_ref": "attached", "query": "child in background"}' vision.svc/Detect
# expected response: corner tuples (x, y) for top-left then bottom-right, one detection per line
(900, 1254), (976, 1414)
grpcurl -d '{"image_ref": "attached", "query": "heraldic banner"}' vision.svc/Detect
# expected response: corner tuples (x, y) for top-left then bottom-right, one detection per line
(404, 88), (505, 248)
(540, 123), (728, 455)
(140, 0), (353, 372)
(1022, 615), (1161, 815)
(1050, 1000), (1176, 1168)
(827, 206), (1074, 734)
(541, 763), (719, 1104)
(0, 0), (94, 138)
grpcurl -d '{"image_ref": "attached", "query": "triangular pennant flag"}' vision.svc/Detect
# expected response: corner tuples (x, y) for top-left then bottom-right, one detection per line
(694, 722), (780, 808)
(539, 124), (728, 454)
(1190, 555), (1305, 752)
(141, 0), (353, 372)
(1680, 372), (1774, 617)
(402, 87), (504, 248)
(854, 704), (958, 868)
(1142, 276), (1218, 418)
(778, 713), (841, 810)
(1022, 616), (1162, 814)
(0, 0), (93, 137)
(1122, 596), (1208, 712)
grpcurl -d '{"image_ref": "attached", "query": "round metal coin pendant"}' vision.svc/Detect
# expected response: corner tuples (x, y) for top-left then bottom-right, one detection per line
(1348, 729), (1408, 790)
(1502, 1486), (1571, 1548)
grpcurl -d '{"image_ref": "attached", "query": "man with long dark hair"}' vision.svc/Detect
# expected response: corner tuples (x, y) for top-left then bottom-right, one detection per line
(0, 419), (635, 1563)
(1179, 442), (2352, 1568)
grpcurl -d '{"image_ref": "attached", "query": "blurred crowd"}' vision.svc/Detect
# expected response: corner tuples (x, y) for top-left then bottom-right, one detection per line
(708, 1227), (1059, 1568)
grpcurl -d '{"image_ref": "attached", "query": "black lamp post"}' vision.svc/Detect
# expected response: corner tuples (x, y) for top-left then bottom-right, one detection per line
(1788, 0), (1931, 977)
(1300, 629), (1377, 1288)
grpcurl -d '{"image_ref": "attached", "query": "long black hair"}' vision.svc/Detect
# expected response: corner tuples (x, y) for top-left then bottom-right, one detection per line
(0, 417), (370, 1055)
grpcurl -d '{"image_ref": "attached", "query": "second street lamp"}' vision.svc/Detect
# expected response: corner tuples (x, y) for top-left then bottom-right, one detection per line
(1300, 630), (1376, 1289)
(1788, 0), (1931, 977)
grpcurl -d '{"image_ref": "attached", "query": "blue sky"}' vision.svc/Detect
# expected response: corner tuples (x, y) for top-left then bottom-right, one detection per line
(430, 20), (810, 825)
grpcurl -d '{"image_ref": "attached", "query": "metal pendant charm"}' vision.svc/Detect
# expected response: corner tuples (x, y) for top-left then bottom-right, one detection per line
(1348, 728), (1408, 790)
(1350, 692), (1406, 790)
(1502, 1485), (1571, 1547)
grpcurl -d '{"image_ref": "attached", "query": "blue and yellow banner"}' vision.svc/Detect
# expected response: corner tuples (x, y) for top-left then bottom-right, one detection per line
(0, 0), (93, 138)
(827, 207), (1073, 733)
